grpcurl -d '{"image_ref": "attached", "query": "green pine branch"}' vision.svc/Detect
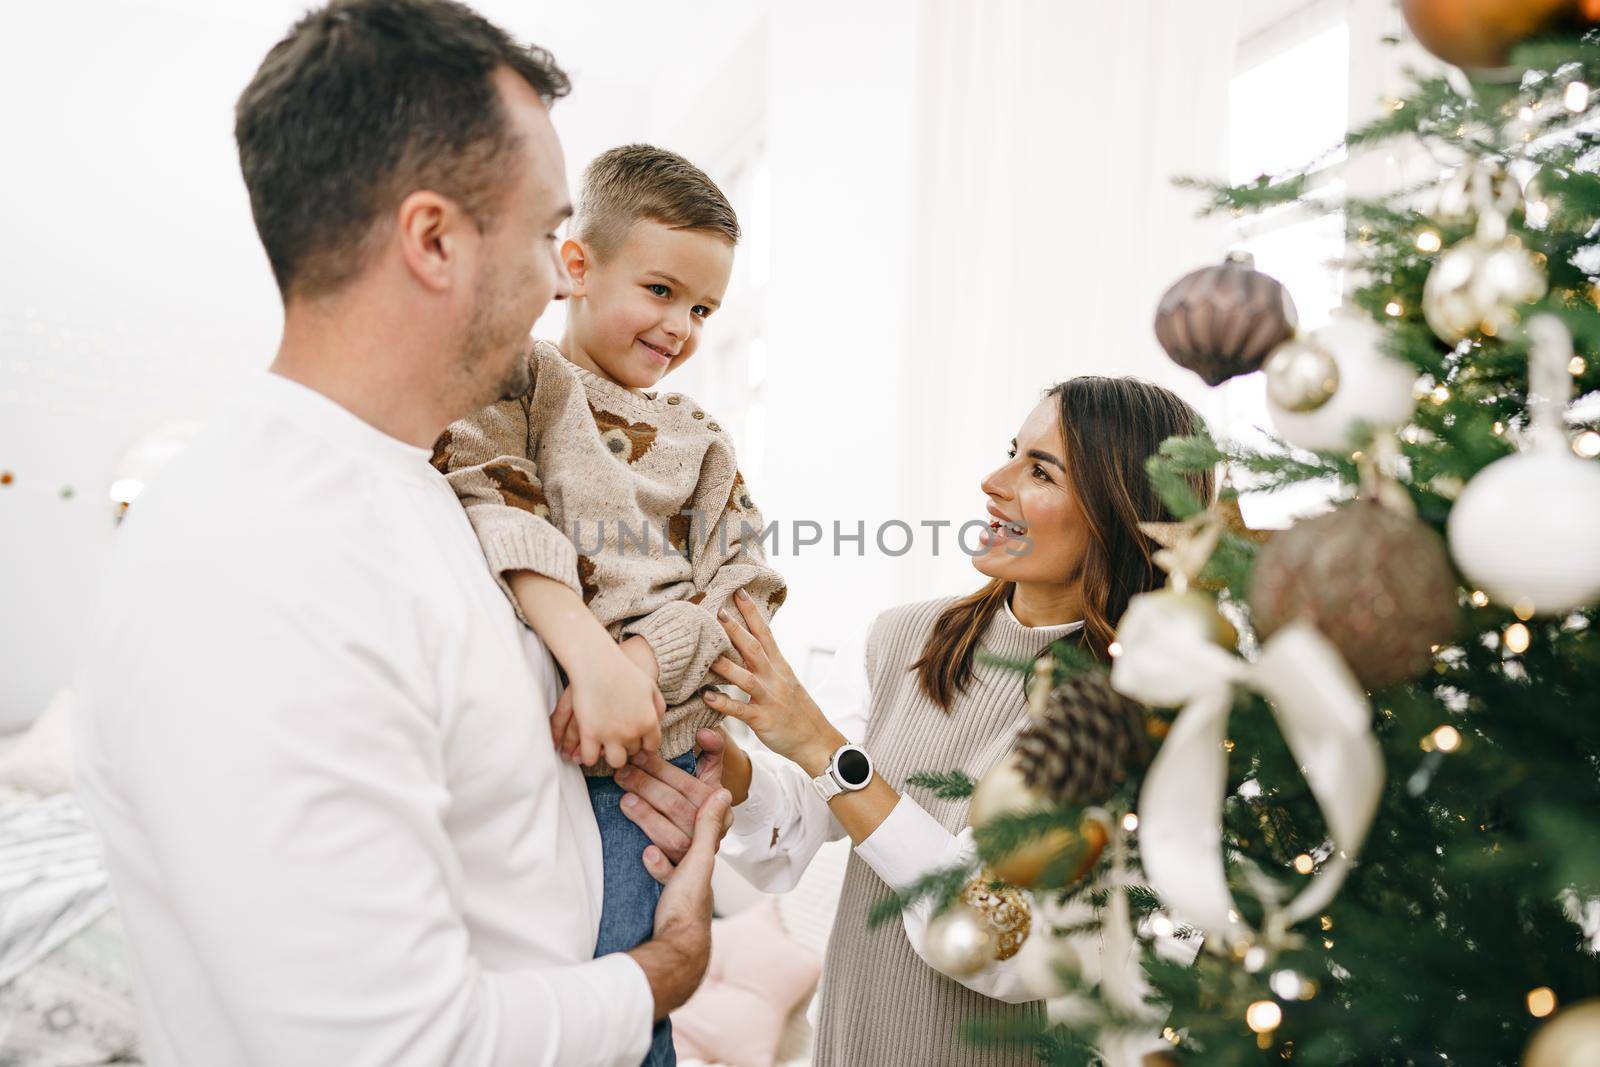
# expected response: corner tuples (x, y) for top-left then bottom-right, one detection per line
(865, 860), (974, 929)
(905, 770), (977, 799)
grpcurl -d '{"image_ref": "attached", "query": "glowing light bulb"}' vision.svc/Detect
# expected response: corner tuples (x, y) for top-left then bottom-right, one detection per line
(1528, 987), (1558, 1017)
(1576, 431), (1600, 459)
(1566, 81), (1590, 112)
(1415, 230), (1442, 253)
(1470, 590), (1489, 607)
(1431, 725), (1461, 753)
(1505, 623), (1531, 655)
(1270, 970), (1305, 999)
(1246, 1000), (1283, 1033)
(1293, 854), (1315, 875)
(1122, 812), (1139, 832)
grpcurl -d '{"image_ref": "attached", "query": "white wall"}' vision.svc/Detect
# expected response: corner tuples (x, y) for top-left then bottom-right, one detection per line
(903, 0), (1240, 598)
(0, 0), (1247, 729)
(0, 2), (292, 730)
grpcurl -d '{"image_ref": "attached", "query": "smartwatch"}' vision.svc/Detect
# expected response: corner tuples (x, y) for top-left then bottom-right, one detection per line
(811, 743), (874, 802)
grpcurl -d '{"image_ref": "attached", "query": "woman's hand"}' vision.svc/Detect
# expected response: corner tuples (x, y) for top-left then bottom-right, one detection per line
(705, 589), (846, 778)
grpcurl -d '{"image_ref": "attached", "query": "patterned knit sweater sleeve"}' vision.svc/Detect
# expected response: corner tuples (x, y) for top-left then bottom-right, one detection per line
(620, 463), (788, 706)
(430, 365), (581, 625)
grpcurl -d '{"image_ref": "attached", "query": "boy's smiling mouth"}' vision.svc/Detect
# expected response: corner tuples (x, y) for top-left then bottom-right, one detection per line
(636, 339), (674, 365)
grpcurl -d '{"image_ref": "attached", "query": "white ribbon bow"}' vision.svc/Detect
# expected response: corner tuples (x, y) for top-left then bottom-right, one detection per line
(1110, 591), (1384, 947)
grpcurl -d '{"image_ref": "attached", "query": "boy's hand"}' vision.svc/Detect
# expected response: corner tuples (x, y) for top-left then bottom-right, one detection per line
(618, 634), (660, 681)
(549, 641), (664, 768)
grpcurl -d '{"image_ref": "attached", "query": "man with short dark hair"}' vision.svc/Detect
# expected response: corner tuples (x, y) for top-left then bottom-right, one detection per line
(71, 2), (727, 1064)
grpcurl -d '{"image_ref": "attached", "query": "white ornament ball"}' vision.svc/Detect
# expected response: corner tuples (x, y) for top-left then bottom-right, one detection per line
(1448, 449), (1600, 614)
(924, 902), (996, 977)
(1423, 230), (1548, 345)
(1525, 999), (1600, 1067)
(1267, 312), (1418, 453)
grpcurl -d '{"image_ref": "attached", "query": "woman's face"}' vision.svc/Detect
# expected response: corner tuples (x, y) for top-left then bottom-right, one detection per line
(973, 397), (1091, 586)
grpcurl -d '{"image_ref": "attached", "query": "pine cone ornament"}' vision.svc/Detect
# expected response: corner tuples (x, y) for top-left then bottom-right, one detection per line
(1153, 252), (1298, 386)
(1250, 497), (1459, 690)
(1014, 670), (1151, 807)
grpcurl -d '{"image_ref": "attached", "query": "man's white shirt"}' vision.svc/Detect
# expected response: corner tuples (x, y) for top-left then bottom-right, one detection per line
(72, 372), (652, 1067)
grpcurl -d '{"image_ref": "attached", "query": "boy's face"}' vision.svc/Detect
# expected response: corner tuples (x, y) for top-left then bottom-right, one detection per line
(566, 219), (734, 389)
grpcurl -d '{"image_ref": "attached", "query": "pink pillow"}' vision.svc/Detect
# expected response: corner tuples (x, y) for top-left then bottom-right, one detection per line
(672, 898), (822, 1067)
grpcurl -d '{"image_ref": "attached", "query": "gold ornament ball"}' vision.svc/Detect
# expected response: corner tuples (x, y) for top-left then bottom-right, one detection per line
(924, 902), (997, 977)
(1423, 218), (1548, 345)
(961, 875), (1033, 961)
(968, 755), (1109, 888)
(1264, 338), (1340, 413)
(1401, 0), (1600, 69)
(1525, 998), (1600, 1067)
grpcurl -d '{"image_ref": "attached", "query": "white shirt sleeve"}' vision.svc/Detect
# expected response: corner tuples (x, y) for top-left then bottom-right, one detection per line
(719, 618), (1039, 1003)
(853, 798), (1042, 1002)
(103, 541), (651, 1067)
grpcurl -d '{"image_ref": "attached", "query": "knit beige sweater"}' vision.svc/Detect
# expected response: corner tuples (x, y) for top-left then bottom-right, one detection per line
(432, 340), (786, 766)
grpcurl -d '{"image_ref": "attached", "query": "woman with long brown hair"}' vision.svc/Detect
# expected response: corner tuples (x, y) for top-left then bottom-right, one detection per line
(616, 376), (1211, 1066)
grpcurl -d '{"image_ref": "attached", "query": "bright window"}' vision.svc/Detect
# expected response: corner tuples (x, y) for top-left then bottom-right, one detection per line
(1222, 12), (1353, 525)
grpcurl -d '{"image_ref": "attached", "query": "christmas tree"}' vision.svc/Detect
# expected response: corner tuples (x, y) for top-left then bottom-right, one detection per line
(893, 13), (1600, 1067)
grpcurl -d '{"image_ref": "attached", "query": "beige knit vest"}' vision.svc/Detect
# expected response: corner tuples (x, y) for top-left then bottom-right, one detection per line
(813, 596), (1083, 1067)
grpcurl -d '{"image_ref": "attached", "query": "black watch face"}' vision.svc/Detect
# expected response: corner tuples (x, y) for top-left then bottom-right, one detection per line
(836, 747), (871, 787)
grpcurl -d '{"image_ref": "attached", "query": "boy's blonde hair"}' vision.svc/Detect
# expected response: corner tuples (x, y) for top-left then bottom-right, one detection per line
(574, 144), (740, 261)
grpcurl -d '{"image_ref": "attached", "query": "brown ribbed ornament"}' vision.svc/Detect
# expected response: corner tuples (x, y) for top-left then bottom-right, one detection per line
(1154, 253), (1298, 387)
(1014, 670), (1151, 807)
(1249, 497), (1459, 691)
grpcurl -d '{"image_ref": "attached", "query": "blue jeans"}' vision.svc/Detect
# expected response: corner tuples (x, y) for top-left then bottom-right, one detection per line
(589, 750), (698, 1067)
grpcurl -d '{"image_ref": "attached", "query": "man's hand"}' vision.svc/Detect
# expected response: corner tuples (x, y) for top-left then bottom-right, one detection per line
(625, 788), (731, 1020)
(548, 641), (664, 768)
(616, 728), (731, 862)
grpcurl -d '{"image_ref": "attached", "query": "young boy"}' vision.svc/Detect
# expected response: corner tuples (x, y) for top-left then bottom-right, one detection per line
(433, 144), (784, 1063)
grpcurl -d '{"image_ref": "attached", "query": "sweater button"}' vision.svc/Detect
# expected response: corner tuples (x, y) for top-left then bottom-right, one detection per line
(692, 411), (705, 420)
(708, 421), (721, 432)
(666, 396), (681, 405)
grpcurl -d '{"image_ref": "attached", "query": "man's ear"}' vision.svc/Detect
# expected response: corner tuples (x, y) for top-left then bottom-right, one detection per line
(396, 191), (469, 292)
(561, 237), (593, 295)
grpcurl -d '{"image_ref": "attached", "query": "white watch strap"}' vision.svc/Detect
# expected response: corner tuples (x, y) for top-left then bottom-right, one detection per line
(811, 768), (843, 802)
